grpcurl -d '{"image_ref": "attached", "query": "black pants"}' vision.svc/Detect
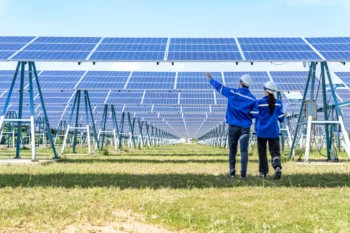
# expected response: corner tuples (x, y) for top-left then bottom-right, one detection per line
(257, 137), (282, 175)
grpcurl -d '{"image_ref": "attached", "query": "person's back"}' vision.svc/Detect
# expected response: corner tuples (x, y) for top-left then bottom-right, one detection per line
(206, 73), (256, 178)
(255, 97), (284, 138)
(253, 81), (284, 180)
(224, 86), (256, 128)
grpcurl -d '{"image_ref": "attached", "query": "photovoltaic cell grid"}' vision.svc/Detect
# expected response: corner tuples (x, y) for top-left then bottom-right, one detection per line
(176, 72), (223, 89)
(143, 91), (179, 104)
(180, 91), (214, 105)
(35, 71), (85, 90)
(335, 89), (350, 102)
(127, 72), (175, 89)
(77, 71), (130, 90)
(238, 37), (321, 61)
(90, 37), (167, 61)
(1, 36), (350, 62)
(167, 38), (243, 61)
(269, 71), (310, 91)
(107, 91), (143, 104)
(0, 37), (36, 60)
(335, 72), (350, 87)
(305, 37), (350, 61)
(12, 37), (100, 61)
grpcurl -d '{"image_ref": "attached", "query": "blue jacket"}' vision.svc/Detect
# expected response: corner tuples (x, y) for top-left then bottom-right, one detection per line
(253, 96), (285, 138)
(210, 79), (256, 128)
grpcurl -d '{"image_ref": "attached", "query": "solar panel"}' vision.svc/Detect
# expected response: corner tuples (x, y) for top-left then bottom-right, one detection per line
(153, 105), (181, 112)
(143, 91), (178, 104)
(0, 36), (36, 60)
(180, 91), (214, 105)
(176, 72), (222, 90)
(34, 71), (84, 90)
(89, 37), (167, 61)
(167, 38), (243, 61)
(11, 37), (100, 61)
(238, 37), (321, 61)
(107, 91), (143, 104)
(127, 72), (175, 90)
(305, 37), (350, 61)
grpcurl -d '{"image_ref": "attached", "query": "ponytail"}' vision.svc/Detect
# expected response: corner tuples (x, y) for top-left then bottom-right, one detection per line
(268, 93), (276, 115)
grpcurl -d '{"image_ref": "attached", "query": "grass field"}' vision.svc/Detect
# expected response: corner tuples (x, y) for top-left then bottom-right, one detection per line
(0, 144), (349, 232)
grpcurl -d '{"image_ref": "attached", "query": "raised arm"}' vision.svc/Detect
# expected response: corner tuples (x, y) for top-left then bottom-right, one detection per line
(206, 72), (234, 98)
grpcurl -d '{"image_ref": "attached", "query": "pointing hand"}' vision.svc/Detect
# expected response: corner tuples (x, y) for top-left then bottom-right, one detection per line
(206, 72), (212, 80)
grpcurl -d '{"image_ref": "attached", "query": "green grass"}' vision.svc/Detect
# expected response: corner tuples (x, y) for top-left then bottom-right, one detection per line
(0, 144), (349, 232)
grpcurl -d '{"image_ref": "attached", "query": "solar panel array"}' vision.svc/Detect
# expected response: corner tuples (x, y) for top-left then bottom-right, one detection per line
(1, 36), (350, 62)
(2, 70), (350, 138)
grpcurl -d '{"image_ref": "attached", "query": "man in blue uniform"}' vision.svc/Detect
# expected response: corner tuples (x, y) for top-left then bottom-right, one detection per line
(206, 72), (257, 179)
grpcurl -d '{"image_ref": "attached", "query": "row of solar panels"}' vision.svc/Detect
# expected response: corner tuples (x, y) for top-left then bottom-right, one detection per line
(0, 36), (350, 62)
(1, 70), (349, 91)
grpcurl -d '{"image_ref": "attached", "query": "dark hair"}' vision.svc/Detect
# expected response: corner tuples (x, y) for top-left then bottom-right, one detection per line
(268, 93), (276, 115)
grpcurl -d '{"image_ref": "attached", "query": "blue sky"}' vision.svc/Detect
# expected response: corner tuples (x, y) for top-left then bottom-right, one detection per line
(1, 0), (349, 37)
(0, 0), (349, 72)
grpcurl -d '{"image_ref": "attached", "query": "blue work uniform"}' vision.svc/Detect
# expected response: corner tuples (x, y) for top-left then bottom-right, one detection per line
(253, 96), (285, 138)
(253, 96), (285, 175)
(210, 79), (256, 176)
(209, 79), (256, 128)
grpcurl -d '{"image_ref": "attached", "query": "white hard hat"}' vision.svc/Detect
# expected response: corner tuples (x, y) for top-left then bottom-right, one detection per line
(264, 81), (277, 94)
(240, 74), (252, 87)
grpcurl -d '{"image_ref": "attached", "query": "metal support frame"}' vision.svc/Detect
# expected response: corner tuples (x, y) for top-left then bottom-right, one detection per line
(0, 62), (59, 160)
(289, 62), (350, 161)
(60, 90), (99, 155)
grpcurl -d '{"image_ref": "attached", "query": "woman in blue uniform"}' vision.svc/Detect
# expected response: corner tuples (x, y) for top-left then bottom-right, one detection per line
(254, 81), (284, 180)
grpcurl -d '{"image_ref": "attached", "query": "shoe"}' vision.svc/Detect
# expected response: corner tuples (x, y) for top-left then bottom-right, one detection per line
(274, 167), (282, 180)
(259, 173), (266, 179)
(240, 173), (247, 179)
(227, 170), (236, 178)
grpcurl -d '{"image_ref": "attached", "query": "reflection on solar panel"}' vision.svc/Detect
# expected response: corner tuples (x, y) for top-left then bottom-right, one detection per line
(238, 37), (322, 61)
(305, 37), (350, 61)
(167, 38), (243, 61)
(90, 37), (167, 61)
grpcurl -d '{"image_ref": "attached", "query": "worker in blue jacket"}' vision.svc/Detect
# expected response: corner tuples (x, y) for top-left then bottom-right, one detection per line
(206, 72), (256, 179)
(253, 81), (284, 180)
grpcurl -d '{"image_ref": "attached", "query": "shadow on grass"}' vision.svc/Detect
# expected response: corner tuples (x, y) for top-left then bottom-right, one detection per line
(114, 154), (228, 157)
(0, 172), (348, 189)
(61, 158), (230, 164)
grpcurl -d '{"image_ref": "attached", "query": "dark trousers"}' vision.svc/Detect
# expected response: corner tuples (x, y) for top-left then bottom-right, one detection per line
(257, 137), (282, 175)
(228, 124), (250, 174)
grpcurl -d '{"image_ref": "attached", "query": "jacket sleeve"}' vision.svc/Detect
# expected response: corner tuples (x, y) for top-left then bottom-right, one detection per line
(210, 79), (235, 98)
(249, 100), (259, 119)
(277, 102), (285, 123)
